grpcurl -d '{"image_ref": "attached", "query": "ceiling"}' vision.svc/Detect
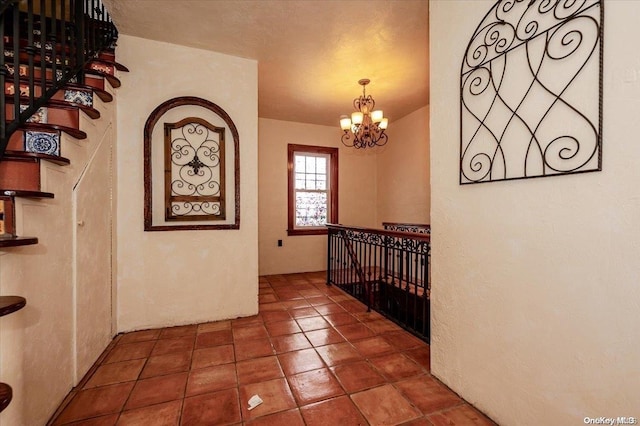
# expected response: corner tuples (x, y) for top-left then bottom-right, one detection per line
(101, 0), (429, 127)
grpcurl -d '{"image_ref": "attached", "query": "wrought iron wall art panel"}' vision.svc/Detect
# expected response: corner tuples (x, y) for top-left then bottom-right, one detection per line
(164, 117), (226, 222)
(460, 0), (603, 184)
(144, 97), (240, 231)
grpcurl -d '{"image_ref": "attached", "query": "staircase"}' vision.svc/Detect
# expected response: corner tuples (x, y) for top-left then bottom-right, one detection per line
(0, 0), (124, 416)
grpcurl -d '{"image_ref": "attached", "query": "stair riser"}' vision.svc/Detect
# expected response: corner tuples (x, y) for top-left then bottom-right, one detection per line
(5, 106), (79, 131)
(0, 197), (15, 236)
(3, 40), (118, 77)
(4, 77), (103, 95)
(0, 159), (41, 192)
(6, 131), (61, 156)
(99, 52), (116, 62)
(5, 83), (94, 107)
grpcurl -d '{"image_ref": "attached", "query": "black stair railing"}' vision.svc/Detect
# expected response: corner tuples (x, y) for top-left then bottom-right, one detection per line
(327, 223), (431, 342)
(0, 0), (117, 158)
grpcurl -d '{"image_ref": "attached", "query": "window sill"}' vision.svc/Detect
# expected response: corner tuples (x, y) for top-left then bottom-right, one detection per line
(287, 228), (328, 236)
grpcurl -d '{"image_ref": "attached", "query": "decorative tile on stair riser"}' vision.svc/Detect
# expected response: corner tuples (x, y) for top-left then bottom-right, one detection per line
(64, 90), (93, 107)
(25, 131), (60, 157)
(5, 83), (30, 97)
(89, 63), (115, 75)
(56, 69), (78, 83)
(4, 64), (27, 77)
(33, 41), (53, 51)
(19, 105), (48, 124)
(3, 50), (63, 65)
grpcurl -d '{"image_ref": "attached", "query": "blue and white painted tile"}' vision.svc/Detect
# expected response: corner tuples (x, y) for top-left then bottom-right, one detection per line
(25, 131), (60, 156)
(64, 89), (93, 107)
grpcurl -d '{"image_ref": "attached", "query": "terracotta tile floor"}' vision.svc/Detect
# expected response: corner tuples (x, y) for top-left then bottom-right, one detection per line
(50, 272), (495, 426)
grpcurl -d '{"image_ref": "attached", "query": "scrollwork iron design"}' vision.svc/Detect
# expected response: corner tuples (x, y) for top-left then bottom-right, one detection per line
(342, 228), (431, 256)
(460, 0), (603, 184)
(383, 223), (431, 234)
(164, 117), (225, 221)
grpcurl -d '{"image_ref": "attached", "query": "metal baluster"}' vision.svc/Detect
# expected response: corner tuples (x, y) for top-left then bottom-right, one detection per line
(89, 0), (94, 57)
(73, 0), (83, 83)
(421, 252), (428, 338)
(12, 3), (20, 126)
(0, 10), (6, 146)
(39, 0), (46, 100)
(100, 0), (105, 47)
(50, 0), (57, 82)
(60, 0), (65, 78)
(326, 228), (332, 286)
(411, 250), (424, 329)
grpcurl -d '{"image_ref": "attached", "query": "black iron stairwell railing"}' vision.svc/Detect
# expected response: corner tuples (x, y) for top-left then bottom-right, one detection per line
(326, 224), (431, 342)
(0, 0), (117, 158)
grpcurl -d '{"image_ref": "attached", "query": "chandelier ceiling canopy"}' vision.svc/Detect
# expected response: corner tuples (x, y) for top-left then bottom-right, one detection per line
(340, 79), (389, 149)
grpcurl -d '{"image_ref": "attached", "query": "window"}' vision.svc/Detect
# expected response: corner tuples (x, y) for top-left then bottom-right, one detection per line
(287, 144), (338, 236)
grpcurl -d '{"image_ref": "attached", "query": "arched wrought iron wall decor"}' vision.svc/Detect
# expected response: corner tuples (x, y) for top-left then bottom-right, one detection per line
(144, 96), (240, 231)
(460, 0), (603, 184)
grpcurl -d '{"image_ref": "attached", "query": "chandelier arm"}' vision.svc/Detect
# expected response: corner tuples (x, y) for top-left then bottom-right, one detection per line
(341, 131), (356, 148)
(375, 131), (389, 147)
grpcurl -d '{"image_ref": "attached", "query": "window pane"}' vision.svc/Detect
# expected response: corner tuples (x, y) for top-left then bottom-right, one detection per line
(306, 177), (316, 190)
(316, 175), (326, 190)
(295, 191), (327, 227)
(316, 157), (326, 173)
(306, 156), (316, 173)
(295, 156), (305, 172)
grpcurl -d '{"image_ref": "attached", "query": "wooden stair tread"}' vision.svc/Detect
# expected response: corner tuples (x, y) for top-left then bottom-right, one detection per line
(1, 189), (54, 198)
(0, 236), (38, 248)
(84, 68), (121, 88)
(19, 122), (86, 140)
(0, 296), (26, 317)
(6, 96), (100, 120)
(0, 383), (12, 413)
(3, 150), (70, 166)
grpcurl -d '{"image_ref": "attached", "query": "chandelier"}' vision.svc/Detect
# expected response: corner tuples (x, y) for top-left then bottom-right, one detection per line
(339, 79), (389, 149)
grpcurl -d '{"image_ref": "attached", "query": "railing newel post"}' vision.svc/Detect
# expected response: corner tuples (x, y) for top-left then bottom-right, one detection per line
(326, 226), (332, 286)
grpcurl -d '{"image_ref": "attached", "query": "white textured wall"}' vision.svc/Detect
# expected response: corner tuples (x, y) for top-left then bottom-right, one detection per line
(376, 105), (430, 225)
(115, 35), (258, 331)
(430, 1), (640, 424)
(0, 91), (117, 425)
(258, 118), (378, 275)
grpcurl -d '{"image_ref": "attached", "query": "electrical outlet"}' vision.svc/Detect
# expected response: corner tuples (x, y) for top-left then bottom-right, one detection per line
(277, 239), (283, 247)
